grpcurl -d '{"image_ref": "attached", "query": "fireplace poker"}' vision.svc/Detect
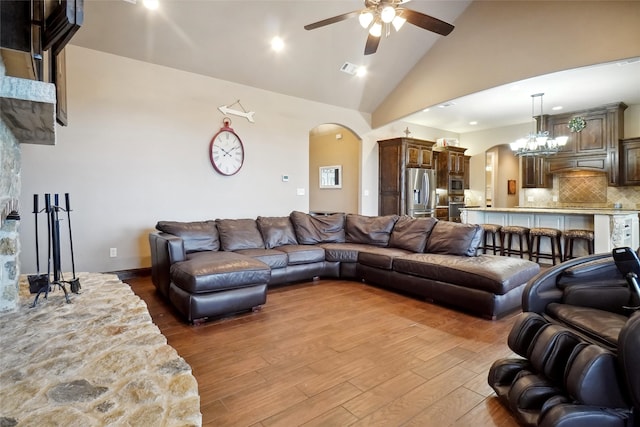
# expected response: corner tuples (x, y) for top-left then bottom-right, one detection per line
(27, 194), (49, 294)
(65, 193), (80, 293)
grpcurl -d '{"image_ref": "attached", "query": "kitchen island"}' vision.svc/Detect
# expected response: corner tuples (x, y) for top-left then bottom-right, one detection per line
(461, 207), (639, 257)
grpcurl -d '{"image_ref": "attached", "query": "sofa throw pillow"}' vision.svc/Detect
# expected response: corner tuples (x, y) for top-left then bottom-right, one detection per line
(256, 216), (298, 249)
(289, 211), (345, 244)
(424, 221), (483, 256)
(388, 216), (437, 252)
(345, 214), (399, 247)
(156, 220), (219, 253)
(216, 218), (265, 251)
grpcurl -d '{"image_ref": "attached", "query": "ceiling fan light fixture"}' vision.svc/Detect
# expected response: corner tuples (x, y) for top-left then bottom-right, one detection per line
(359, 11), (374, 28)
(369, 21), (382, 37)
(380, 5), (396, 23)
(142, 0), (159, 10)
(392, 15), (406, 31)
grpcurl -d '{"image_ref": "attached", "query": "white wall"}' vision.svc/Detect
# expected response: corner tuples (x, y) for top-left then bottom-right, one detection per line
(19, 46), (376, 273)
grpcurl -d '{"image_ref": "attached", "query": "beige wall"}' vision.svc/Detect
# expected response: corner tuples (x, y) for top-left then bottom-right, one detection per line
(18, 2), (640, 273)
(18, 46), (376, 273)
(309, 125), (360, 214)
(374, 1), (640, 127)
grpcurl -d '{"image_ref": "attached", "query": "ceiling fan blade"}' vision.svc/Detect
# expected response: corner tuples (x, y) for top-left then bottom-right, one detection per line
(364, 33), (381, 55)
(304, 10), (360, 30)
(403, 9), (454, 36)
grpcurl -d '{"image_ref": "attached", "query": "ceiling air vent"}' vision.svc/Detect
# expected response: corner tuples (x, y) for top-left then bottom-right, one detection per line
(340, 62), (360, 75)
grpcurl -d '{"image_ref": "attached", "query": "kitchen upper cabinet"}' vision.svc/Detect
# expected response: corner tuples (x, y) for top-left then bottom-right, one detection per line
(439, 146), (466, 174)
(434, 146), (467, 189)
(621, 137), (640, 186)
(406, 141), (434, 168)
(522, 156), (550, 188)
(545, 102), (626, 186)
(377, 137), (436, 216)
(549, 113), (606, 156)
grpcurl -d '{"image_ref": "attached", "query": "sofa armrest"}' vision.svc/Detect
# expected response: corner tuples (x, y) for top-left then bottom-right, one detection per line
(522, 253), (613, 314)
(149, 232), (186, 298)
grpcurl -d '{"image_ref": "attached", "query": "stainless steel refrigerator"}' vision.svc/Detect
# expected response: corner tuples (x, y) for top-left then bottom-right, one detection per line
(405, 168), (437, 217)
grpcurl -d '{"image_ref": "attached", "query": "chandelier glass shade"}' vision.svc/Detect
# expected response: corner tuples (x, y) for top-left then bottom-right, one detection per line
(359, 4), (406, 36)
(510, 93), (569, 157)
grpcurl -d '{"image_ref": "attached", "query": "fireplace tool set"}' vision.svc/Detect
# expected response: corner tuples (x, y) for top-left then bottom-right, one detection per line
(28, 193), (81, 307)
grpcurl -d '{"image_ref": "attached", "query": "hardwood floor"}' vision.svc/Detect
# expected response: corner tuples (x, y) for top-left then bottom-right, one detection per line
(126, 276), (521, 427)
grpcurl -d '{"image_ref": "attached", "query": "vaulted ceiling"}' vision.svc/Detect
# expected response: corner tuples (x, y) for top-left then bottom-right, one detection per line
(70, 0), (470, 114)
(70, 0), (640, 134)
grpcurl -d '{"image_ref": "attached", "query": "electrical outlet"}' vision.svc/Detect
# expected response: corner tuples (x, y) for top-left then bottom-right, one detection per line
(527, 196), (534, 202)
(552, 196), (558, 202)
(110, 248), (117, 258)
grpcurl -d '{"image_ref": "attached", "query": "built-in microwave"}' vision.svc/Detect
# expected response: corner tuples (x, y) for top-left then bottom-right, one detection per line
(449, 175), (464, 195)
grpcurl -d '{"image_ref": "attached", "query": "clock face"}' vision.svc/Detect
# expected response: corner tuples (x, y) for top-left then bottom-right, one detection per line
(209, 129), (245, 176)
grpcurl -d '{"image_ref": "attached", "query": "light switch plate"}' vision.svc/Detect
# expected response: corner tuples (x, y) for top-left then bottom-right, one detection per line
(296, 188), (305, 196)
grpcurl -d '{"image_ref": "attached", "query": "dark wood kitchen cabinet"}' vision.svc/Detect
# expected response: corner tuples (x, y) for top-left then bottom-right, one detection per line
(621, 137), (640, 186)
(378, 137), (436, 216)
(433, 146), (467, 191)
(522, 156), (550, 188)
(545, 102), (626, 186)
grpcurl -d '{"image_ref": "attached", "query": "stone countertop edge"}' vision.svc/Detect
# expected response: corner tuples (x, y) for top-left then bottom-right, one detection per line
(461, 207), (640, 215)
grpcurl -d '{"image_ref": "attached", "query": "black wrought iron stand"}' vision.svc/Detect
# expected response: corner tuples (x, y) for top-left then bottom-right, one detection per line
(31, 193), (80, 307)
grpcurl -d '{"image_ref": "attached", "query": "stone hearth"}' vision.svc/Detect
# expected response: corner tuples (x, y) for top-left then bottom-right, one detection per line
(0, 273), (201, 426)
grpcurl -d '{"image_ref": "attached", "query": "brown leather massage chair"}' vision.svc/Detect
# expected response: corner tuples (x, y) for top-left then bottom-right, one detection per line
(488, 250), (640, 426)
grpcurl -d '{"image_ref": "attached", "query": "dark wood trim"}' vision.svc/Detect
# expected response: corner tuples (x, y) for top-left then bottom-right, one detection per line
(105, 267), (151, 281)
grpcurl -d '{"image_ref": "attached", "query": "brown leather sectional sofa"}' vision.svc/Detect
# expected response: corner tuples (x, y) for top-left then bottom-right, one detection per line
(149, 211), (540, 324)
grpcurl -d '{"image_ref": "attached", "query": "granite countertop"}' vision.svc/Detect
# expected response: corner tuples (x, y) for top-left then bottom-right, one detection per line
(461, 206), (640, 215)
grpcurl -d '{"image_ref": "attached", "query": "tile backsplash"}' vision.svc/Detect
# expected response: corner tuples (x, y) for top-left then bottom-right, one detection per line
(558, 171), (607, 204)
(521, 171), (640, 209)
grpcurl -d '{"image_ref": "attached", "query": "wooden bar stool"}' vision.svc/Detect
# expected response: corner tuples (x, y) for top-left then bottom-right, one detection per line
(480, 224), (502, 255)
(529, 227), (563, 265)
(501, 225), (530, 259)
(563, 229), (595, 261)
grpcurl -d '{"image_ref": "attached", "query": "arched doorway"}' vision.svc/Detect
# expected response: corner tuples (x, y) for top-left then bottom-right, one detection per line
(485, 144), (519, 208)
(308, 124), (361, 214)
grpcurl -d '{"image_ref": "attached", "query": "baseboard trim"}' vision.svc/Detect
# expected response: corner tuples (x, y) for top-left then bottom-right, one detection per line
(105, 267), (151, 280)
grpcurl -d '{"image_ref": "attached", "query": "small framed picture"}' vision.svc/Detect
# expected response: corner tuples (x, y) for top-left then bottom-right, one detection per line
(507, 179), (516, 195)
(319, 165), (342, 189)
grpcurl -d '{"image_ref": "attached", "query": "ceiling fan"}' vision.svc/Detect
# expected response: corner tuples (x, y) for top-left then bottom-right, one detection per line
(304, 0), (455, 55)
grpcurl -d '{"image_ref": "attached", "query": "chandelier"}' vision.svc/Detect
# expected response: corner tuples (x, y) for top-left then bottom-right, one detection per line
(510, 93), (569, 157)
(358, 1), (407, 37)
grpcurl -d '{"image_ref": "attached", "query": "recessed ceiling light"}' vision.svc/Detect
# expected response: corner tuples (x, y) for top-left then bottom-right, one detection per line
(356, 66), (367, 78)
(422, 108), (430, 112)
(552, 105), (563, 111)
(469, 121), (478, 125)
(438, 102), (455, 108)
(143, 0), (159, 10)
(271, 37), (285, 52)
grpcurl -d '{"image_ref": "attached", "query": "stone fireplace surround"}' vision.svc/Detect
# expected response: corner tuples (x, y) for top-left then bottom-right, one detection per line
(1, 55), (56, 313)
